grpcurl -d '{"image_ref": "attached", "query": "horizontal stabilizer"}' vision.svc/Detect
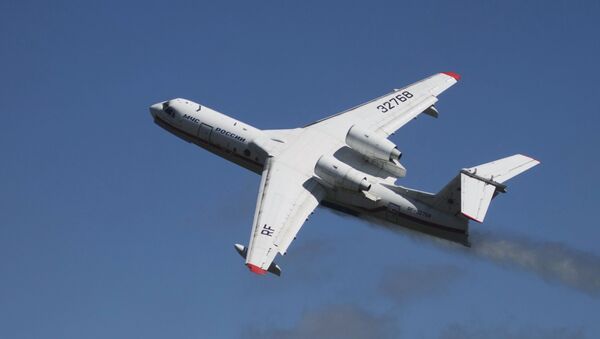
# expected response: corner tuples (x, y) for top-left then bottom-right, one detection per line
(460, 154), (540, 223)
(464, 154), (540, 184)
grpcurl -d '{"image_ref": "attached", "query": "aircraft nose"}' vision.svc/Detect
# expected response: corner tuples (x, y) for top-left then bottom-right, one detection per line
(149, 103), (163, 118)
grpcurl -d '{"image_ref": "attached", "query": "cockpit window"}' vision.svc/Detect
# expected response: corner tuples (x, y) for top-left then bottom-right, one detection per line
(162, 101), (176, 118)
(165, 107), (175, 117)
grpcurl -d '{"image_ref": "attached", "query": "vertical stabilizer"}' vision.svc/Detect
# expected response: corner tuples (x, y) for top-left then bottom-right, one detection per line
(460, 172), (498, 222)
(433, 154), (539, 222)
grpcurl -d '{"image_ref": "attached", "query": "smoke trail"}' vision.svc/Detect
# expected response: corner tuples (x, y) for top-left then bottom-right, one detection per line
(360, 214), (600, 297)
(469, 231), (600, 297)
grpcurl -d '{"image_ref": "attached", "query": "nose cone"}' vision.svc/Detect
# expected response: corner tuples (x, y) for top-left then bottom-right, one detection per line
(149, 103), (163, 119)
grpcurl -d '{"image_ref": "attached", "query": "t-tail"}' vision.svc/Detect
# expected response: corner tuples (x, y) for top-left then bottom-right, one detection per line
(434, 154), (540, 223)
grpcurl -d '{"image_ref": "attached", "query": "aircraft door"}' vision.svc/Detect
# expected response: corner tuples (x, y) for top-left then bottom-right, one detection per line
(197, 123), (213, 142)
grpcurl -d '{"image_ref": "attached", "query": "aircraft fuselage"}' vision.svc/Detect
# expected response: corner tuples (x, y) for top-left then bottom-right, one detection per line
(150, 98), (470, 246)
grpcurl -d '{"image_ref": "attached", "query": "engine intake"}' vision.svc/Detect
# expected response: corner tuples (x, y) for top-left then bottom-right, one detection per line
(314, 156), (371, 192)
(345, 125), (401, 161)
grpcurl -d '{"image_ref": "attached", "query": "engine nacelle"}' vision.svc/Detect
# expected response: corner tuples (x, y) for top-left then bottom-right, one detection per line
(345, 125), (401, 161)
(314, 156), (371, 192)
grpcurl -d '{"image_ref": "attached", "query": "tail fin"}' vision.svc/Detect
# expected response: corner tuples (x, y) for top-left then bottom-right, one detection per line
(434, 154), (540, 223)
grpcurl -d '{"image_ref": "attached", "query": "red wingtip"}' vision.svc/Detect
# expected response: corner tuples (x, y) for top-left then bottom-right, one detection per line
(246, 263), (267, 275)
(443, 71), (461, 81)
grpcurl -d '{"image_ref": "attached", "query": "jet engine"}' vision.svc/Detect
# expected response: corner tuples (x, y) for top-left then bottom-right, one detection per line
(314, 156), (371, 192)
(345, 125), (401, 161)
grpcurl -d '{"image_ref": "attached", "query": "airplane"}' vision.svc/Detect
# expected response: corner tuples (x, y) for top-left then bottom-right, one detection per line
(149, 72), (539, 276)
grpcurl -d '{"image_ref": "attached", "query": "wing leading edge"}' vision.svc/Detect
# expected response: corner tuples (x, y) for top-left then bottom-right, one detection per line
(244, 156), (325, 275)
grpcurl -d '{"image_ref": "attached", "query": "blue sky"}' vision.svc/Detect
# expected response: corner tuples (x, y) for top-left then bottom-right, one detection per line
(1, 1), (599, 338)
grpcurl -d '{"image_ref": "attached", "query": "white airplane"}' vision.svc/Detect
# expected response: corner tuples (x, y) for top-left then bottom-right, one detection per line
(150, 72), (539, 276)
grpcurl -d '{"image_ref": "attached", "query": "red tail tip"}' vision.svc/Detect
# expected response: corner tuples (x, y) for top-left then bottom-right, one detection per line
(246, 263), (267, 275)
(443, 71), (461, 81)
(462, 212), (482, 223)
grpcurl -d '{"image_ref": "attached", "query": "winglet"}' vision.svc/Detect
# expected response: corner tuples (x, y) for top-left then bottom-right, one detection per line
(246, 263), (268, 275)
(443, 71), (461, 81)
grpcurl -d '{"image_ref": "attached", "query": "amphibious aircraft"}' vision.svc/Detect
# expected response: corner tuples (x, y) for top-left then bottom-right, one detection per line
(150, 72), (539, 276)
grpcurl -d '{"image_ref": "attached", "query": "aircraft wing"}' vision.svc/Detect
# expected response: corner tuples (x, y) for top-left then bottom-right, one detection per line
(244, 156), (325, 275)
(308, 72), (460, 137)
